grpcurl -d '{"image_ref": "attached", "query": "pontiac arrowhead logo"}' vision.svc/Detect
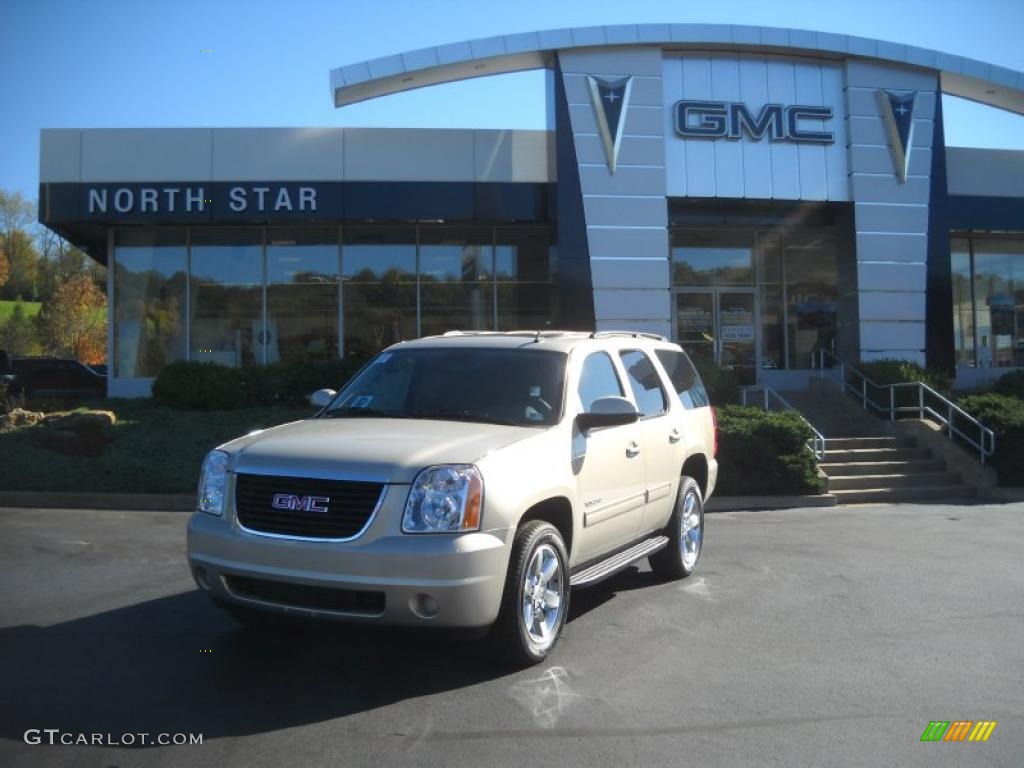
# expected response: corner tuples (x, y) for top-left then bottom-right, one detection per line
(587, 75), (633, 173)
(878, 90), (917, 182)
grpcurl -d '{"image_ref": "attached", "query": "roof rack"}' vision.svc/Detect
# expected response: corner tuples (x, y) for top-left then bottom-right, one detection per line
(589, 330), (669, 342)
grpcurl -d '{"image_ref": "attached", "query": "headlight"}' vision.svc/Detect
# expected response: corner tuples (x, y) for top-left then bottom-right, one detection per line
(402, 465), (483, 533)
(197, 450), (229, 516)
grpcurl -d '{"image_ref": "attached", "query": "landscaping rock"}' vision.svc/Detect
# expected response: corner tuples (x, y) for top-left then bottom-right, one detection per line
(32, 409), (117, 457)
(0, 408), (45, 429)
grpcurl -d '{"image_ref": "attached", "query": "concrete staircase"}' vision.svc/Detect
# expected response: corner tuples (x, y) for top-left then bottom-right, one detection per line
(818, 435), (974, 504)
(778, 379), (978, 504)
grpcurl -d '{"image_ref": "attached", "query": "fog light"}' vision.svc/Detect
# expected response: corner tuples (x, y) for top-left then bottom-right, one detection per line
(192, 566), (210, 590)
(409, 593), (440, 619)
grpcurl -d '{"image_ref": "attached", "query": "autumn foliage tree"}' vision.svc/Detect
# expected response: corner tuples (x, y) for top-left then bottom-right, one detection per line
(38, 275), (107, 364)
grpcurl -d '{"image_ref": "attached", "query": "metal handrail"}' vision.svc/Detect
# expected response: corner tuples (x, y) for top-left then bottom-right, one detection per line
(814, 348), (995, 464)
(741, 385), (828, 461)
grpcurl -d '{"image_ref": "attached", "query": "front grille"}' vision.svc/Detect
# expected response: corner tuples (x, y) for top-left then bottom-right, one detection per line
(225, 574), (386, 615)
(234, 473), (384, 539)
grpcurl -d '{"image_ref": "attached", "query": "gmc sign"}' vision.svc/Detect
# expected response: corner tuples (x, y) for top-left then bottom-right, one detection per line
(674, 101), (834, 144)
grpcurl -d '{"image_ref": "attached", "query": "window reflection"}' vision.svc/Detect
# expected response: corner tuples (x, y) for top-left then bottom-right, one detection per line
(968, 237), (1023, 368)
(190, 228), (263, 367)
(672, 232), (754, 286)
(419, 228), (494, 338)
(785, 235), (837, 369)
(113, 230), (187, 377)
(951, 238), (974, 366)
(266, 228), (338, 364)
(496, 229), (557, 331)
(342, 228), (416, 358)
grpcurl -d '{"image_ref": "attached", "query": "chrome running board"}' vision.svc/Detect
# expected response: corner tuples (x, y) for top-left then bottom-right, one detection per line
(569, 535), (669, 587)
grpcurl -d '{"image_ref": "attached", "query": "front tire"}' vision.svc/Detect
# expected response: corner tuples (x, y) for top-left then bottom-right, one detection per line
(492, 520), (570, 667)
(649, 476), (704, 579)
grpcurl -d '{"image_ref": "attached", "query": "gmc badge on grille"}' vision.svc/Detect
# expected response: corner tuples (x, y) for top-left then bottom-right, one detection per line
(271, 494), (331, 513)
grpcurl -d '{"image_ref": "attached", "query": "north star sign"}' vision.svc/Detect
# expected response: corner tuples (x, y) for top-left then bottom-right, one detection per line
(86, 184), (318, 214)
(674, 100), (835, 144)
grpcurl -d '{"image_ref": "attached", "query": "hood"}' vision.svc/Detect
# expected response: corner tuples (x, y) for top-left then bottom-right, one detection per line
(224, 417), (541, 483)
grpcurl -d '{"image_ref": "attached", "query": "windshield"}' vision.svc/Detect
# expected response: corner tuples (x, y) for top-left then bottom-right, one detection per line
(325, 346), (567, 426)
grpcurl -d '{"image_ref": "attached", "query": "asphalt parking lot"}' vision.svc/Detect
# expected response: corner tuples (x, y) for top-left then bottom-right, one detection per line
(0, 502), (1021, 767)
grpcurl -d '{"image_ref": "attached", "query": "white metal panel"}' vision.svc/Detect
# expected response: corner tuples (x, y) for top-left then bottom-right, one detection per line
(39, 129), (81, 183)
(681, 55), (716, 197)
(663, 53), (848, 201)
(765, 59), (800, 200)
(710, 56), (744, 198)
(737, 56), (772, 199)
(662, 55), (686, 196)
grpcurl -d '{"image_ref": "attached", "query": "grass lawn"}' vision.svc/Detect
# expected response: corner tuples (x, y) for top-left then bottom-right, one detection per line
(0, 300), (42, 323)
(0, 399), (314, 494)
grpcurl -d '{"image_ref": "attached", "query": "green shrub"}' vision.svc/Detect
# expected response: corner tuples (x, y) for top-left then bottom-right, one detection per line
(153, 356), (370, 410)
(992, 369), (1024, 401)
(714, 405), (821, 495)
(957, 393), (1024, 487)
(693, 358), (740, 405)
(857, 359), (949, 392)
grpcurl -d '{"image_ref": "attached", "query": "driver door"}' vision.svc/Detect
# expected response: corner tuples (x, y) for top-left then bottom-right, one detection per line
(571, 351), (646, 563)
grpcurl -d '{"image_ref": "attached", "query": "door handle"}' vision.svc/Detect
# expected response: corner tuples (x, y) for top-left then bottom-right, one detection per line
(626, 441), (641, 458)
(669, 429), (682, 444)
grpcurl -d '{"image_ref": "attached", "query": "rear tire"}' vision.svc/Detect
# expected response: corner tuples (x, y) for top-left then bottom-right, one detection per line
(491, 520), (570, 667)
(649, 476), (704, 579)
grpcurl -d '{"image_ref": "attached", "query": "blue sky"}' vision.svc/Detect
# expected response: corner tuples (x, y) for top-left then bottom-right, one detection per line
(3, 0), (1024, 202)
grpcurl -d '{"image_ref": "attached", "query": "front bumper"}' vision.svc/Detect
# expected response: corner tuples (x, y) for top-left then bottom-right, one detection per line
(187, 485), (513, 628)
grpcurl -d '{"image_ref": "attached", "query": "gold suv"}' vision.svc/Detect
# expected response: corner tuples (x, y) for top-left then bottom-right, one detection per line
(188, 331), (718, 665)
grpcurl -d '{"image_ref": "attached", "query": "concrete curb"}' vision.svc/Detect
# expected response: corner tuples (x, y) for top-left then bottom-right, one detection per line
(706, 494), (838, 512)
(0, 492), (194, 512)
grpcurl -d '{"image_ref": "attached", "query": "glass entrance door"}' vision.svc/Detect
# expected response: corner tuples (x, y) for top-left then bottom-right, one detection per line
(674, 288), (758, 385)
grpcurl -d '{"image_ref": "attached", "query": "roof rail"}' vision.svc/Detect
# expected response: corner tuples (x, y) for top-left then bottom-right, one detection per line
(590, 330), (669, 342)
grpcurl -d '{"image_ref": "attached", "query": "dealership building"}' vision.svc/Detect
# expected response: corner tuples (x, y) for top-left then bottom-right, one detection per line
(38, 24), (1024, 397)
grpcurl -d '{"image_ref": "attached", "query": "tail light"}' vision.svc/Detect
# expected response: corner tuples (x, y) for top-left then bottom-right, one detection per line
(711, 407), (718, 457)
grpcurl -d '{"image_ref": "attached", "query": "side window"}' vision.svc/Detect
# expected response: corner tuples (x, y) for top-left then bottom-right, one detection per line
(655, 349), (709, 409)
(619, 350), (667, 418)
(577, 352), (624, 411)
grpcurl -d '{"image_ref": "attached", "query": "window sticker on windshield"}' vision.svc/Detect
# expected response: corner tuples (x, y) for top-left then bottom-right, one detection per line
(530, 386), (541, 397)
(373, 353), (393, 365)
(351, 395), (374, 408)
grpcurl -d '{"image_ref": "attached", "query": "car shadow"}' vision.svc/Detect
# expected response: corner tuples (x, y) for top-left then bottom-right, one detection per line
(0, 573), (658, 746)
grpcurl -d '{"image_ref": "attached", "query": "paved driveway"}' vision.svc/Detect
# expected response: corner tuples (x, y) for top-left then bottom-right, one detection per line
(0, 502), (1021, 767)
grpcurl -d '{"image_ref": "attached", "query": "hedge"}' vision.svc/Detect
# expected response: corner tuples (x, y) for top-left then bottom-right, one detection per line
(992, 369), (1024, 401)
(957, 393), (1024, 487)
(153, 357), (370, 410)
(714, 405), (821, 495)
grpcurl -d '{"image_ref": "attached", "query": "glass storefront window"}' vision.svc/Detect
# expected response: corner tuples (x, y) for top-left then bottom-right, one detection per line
(266, 228), (339, 364)
(785, 235), (838, 369)
(496, 228), (557, 331)
(963, 236), (1024, 368)
(190, 228), (263, 367)
(113, 230), (187, 377)
(951, 238), (974, 366)
(672, 232), (754, 286)
(342, 227), (417, 357)
(419, 228), (494, 338)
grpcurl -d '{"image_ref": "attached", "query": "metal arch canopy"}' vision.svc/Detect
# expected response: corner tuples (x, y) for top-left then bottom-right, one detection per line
(329, 23), (1024, 117)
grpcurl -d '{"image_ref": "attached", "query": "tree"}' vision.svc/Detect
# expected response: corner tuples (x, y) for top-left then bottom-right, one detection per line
(0, 245), (8, 289)
(38, 275), (107, 364)
(0, 297), (39, 355)
(0, 192), (40, 300)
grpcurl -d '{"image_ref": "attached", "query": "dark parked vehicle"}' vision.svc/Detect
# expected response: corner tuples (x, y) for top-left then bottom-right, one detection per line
(12, 357), (106, 400)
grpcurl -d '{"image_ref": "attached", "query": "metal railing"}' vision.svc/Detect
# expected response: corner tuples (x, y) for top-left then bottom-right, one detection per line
(741, 385), (829, 461)
(814, 349), (995, 464)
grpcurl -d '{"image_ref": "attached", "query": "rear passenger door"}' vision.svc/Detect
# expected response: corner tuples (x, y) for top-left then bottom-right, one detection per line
(618, 349), (686, 535)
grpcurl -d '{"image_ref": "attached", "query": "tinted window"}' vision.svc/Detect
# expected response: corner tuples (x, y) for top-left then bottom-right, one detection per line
(619, 350), (667, 418)
(327, 347), (566, 427)
(577, 352), (624, 411)
(656, 349), (709, 409)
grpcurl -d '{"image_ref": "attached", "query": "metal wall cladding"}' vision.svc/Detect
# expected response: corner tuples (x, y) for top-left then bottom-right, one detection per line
(662, 53), (849, 201)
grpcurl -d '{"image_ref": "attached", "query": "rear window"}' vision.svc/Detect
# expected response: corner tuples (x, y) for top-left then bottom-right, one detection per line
(655, 349), (709, 409)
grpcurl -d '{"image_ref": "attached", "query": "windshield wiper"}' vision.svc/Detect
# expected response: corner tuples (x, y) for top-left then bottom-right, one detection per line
(407, 409), (521, 426)
(324, 407), (412, 419)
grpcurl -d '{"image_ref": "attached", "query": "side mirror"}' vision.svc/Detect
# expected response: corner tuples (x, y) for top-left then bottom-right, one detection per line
(576, 396), (639, 432)
(309, 388), (336, 408)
